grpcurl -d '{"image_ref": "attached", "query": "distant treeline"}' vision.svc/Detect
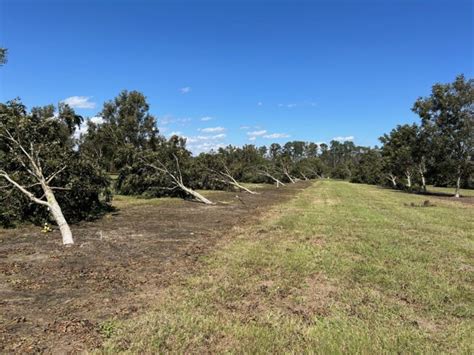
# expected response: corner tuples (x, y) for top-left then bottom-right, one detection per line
(1, 75), (472, 230)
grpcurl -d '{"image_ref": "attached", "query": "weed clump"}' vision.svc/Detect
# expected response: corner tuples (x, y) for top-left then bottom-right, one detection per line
(404, 200), (436, 208)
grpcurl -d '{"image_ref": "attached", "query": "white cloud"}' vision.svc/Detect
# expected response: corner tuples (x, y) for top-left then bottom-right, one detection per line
(168, 131), (183, 136)
(247, 130), (267, 137)
(74, 116), (103, 138)
(332, 136), (354, 142)
(180, 86), (191, 94)
(278, 103), (296, 108)
(189, 142), (226, 154)
(199, 126), (225, 133)
(240, 125), (250, 130)
(184, 132), (227, 154)
(257, 102), (263, 106)
(200, 116), (213, 121)
(62, 96), (96, 109)
(246, 129), (267, 141)
(186, 133), (226, 144)
(159, 115), (192, 127)
(278, 101), (317, 109)
(263, 133), (290, 139)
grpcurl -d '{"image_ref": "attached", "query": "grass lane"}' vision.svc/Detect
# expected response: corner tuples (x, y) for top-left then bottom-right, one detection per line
(101, 180), (473, 353)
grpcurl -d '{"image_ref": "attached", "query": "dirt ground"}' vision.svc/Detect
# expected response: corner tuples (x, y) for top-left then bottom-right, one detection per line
(0, 182), (309, 353)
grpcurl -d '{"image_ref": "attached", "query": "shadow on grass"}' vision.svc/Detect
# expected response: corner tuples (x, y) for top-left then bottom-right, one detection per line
(374, 184), (474, 204)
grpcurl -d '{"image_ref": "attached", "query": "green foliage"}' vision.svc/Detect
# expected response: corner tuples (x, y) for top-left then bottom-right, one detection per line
(350, 148), (383, 184)
(0, 47), (7, 66)
(413, 74), (473, 188)
(80, 90), (160, 172)
(116, 135), (193, 198)
(0, 99), (111, 227)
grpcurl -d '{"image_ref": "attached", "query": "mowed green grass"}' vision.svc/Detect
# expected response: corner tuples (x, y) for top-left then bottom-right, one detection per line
(101, 181), (473, 353)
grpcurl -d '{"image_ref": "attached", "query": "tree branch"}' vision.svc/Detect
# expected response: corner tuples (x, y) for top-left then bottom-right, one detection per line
(0, 170), (49, 207)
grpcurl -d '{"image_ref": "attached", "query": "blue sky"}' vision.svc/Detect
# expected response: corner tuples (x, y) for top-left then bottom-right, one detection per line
(1, 0), (472, 153)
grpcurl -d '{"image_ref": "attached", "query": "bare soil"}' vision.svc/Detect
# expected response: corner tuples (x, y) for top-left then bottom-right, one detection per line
(0, 182), (309, 353)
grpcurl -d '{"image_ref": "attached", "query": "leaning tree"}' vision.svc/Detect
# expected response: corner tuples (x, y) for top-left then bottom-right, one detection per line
(0, 99), (110, 245)
(117, 135), (214, 204)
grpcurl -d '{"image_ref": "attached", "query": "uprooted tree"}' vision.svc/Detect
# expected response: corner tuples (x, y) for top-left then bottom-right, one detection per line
(144, 153), (214, 204)
(259, 167), (286, 187)
(117, 135), (214, 204)
(0, 99), (111, 244)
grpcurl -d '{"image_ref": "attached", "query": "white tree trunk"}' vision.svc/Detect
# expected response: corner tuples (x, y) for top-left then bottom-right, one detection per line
(180, 184), (215, 205)
(387, 174), (397, 188)
(44, 187), (74, 245)
(284, 171), (296, 183)
(405, 171), (412, 188)
(420, 171), (426, 192)
(217, 168), (258, 194)
(233, 182), (258, 194)
(260, 172), (286, 187)
(454, 175), (461, 198)
(418, 162), (427, 192)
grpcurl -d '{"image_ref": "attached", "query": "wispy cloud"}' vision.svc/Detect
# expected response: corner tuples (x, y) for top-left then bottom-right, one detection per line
(62, 96), (96, 109)
(184, 133), (227, 154)
(278, 103), (296, 108)
(240, 125), (251, 130)
(278, 101), (317, 109)
(159, 115), (192, 127)
(180, 86), (191, 94)
(247, 130), (267, 137)
(199, 126), (225, 133)
(186, 134), (226, 144)
(332, 135), (354, 142)
(200, 116), (213, 121)
(263, 133), (290, 139)
(257, 102), (263, 106)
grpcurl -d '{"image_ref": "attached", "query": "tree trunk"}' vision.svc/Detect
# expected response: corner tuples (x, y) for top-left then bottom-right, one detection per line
(454, 175), (461, 198)
(418, 163), (427, 192)
(233, 182), (258, 194)
(44, 187), (74, 245)
(284, 171), (296, 183)
(387, 174), (397, 188)
(405, 171), (412, 188)
(420, 171), (426, 192)
(300, 172), (309, 181)
(180, 185), (215, 205)
(217, 172), (258, 194)
(260, 172), (285, 187)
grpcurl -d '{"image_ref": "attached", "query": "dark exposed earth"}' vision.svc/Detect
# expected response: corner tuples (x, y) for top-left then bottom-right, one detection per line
(0, 182), (309, 353)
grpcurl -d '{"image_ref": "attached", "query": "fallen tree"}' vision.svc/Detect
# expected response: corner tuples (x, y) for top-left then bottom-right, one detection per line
(145, 154), (214, 204)
(213, 164), (258, 194)
(0, 137), (73, 245)
(0, 100), (111, 243)
(259, 169), (286, 187)
(282, 165), (296, 183)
